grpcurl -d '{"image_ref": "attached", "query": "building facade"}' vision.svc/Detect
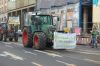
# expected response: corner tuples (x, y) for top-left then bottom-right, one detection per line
(7, 0), (36, 29)
(81, 0), (92, 33)
(0, 0), (7, 22)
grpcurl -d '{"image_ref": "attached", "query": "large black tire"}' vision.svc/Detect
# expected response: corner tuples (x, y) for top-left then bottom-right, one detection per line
(0, 34), (3, 41)
(22, 27), (33, 48)
(9, 32), (14, 42)
(9, 38), (13, 41)
(4, 33), (7, 42)
(33, 32), (47, 50)
(46, 38), (53, 48)
(14, 33), (18, 42)
(14, 36), (18, 42)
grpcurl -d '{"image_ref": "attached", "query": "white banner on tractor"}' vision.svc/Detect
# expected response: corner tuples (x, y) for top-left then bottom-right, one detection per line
(54, 32), (76, 49)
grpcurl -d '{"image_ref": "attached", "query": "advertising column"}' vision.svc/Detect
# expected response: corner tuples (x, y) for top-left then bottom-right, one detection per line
(66, 2), (80, 28)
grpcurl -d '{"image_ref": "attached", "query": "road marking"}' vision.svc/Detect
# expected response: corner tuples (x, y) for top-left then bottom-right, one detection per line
(47, 53), (62, 57)
(2, 42), (11, 45)
(2, 42), (23, 46)
(23, 50), (37, 55)
(0, 54), (7, 57)
(13, 43), (23, 46)
(56, 60), (76, 66)
(5, 45), (13, 48)
(34, 50), (62, 57)
(32, 62), (42, 66)
(3, 51), (24, 61)
(45, 50), (60, 54)
(84, 59), (100, 64)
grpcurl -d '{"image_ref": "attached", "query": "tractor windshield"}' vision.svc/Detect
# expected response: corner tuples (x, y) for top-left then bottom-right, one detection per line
(31, 15), (53, 25)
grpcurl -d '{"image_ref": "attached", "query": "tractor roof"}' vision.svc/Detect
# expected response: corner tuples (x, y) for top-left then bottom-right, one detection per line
(31, 14), (52, 16)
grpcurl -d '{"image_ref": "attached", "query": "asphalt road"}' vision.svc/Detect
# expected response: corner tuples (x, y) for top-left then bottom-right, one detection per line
(0, 41), (100, 66)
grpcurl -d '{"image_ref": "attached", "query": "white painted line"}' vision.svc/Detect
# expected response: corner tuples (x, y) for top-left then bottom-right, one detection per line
(3, 51), (24, 61)
(23, 50), (37, 55)
(45, 50), (60, 54)
(32, 62), (42, 66)
(2, 42), (11, 45)
(5, 45), (13, 48)
(0, 54), (7, 57)
(34, 50), (62, 57)
(13, 43), (23, 46)
(2, 42), (23, 46)
(56, 60), (69, 65)
(34, 50), (47, 54)
(56, 60), (76, 66)
(84, 59), (100, 64)
(47, 53), (62, 57)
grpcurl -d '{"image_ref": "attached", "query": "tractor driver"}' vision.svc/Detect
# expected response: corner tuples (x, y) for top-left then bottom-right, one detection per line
(31, 16), (42, 31)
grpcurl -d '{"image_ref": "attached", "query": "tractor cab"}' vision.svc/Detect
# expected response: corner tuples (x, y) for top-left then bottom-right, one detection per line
(30, 15), (54, 32)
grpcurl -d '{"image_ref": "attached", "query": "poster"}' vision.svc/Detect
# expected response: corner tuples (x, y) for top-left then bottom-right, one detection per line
(8, 17), (20, 25)
(74, 27), (81, 35)
(67, 2), (80, 28)
(54, 32), (76, 49)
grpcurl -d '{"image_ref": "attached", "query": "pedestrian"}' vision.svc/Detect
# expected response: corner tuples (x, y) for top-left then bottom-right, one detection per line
(91, 28), (99, 48)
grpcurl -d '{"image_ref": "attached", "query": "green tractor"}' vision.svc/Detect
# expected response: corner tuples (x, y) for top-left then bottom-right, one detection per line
(22, 13), (55, 49)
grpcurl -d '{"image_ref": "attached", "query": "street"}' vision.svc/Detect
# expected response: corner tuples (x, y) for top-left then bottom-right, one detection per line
(0, 38), (100, 66)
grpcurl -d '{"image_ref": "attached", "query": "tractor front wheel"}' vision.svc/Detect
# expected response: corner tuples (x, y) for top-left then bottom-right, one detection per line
(14, 37), (18, 42)
(9, 38), (13, 41)
(0, 34), (3, 41)
(14, 33), (18, 42)
(33, 32), (46, 50)
(4, 33), (7, 42)
(22, 28), (33, 48)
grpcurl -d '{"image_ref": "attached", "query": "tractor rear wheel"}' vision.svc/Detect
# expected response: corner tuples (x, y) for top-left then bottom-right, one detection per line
(14, 33), (18, 42)
(4, 33), (7, 42)
(22, 28), (33, 48)
(33, 32), (46, 50)
(14, 36), (18, 42)
(9, 38), (13, 41)
(0, 34), (3, 41)
(9, 32), (14, 42)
